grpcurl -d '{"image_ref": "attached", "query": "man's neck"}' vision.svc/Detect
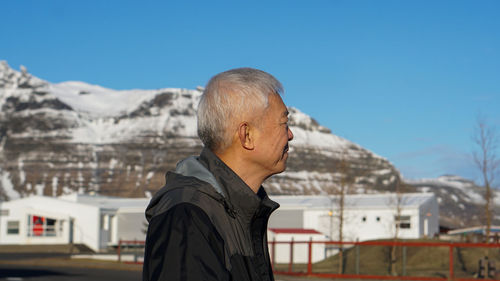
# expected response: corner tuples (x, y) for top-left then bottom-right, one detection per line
(215, 149), (264, 193)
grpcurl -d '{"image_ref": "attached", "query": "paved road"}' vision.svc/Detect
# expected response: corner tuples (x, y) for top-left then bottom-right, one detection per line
(0, 253), (334, 281)
(0, 264), (331, 281)
(0, 264), (142, 281)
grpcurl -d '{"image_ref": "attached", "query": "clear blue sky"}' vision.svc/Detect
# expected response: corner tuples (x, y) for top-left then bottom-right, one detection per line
(2, 0), (499, 182)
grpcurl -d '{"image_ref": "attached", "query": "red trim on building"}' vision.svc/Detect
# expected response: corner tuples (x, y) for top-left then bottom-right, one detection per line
(268, 228), (321, 234)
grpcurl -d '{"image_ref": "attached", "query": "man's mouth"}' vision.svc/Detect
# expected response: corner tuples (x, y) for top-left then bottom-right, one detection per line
(283, 144), (289, 154)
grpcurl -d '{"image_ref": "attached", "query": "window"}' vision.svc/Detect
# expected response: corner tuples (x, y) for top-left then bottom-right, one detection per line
(376, 216), (381, 222)
(46, 218), (56, 236)
(27, 215), (59, 237)
(395, 215), (411, 229)
(362, 216), (366, 222)
(7, 221), (19, 235)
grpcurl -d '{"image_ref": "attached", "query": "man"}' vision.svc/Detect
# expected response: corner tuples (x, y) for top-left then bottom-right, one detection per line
(142, 68), (294, 281)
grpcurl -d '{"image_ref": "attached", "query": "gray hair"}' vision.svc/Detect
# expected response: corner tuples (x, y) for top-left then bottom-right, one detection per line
(197, 67), (283, 152)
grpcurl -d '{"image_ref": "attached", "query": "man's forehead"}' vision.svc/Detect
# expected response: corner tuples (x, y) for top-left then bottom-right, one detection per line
(267, 92), (288, 117)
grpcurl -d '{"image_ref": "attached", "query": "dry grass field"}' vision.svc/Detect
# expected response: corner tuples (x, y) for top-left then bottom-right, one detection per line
(274, 239), (500, 279)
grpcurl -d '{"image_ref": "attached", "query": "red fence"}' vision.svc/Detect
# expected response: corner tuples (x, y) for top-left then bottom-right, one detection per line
(118, 239), (500, 280)
(270, 239), (500, 281)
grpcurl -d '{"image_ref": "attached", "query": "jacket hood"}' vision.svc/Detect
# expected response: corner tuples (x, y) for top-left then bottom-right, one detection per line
(145, 154), (231, 222)
(175, 156), (226, 198)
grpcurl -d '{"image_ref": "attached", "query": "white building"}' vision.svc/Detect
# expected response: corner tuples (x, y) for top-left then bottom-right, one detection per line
(0, 194), (149, 252)
(269, 193), (439, 242)
(0, 192), (439, 256)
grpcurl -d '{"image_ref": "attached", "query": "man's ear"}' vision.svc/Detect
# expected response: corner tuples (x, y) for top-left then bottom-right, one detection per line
(238, 122), (254, 150)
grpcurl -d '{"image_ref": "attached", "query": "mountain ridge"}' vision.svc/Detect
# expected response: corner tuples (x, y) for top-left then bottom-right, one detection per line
(0, 61), (496, 228)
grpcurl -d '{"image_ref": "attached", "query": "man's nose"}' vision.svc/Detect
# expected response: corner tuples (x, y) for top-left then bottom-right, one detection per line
(288, 127), (294, 141)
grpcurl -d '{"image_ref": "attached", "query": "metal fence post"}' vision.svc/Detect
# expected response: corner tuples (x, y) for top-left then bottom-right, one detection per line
(288, 237), (294, 273)
(449, 244), (454, 281)
(271, 238), (276, 269)
(402, 246), (407, 276)
(356, 241), (360, 275)
(308, 238), (313, 274)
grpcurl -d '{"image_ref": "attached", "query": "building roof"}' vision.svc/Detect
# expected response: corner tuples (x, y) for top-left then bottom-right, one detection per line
(58, 194), (150, 209)
(448, 226), (500, 235)
(270, 193), (435, 210)
(268, 228), (322, 234)
(3, 194), (151, 213)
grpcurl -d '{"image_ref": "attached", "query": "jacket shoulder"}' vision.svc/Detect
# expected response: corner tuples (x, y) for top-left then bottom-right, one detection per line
(145, 171), (224, 221)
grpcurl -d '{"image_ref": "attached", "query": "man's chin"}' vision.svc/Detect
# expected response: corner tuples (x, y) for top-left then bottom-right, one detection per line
(274, 159), (288, 174)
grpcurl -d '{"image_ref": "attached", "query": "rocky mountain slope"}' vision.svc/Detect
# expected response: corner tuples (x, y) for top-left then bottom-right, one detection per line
(407, 175), (499, 228)
(0, 61), (495, 228)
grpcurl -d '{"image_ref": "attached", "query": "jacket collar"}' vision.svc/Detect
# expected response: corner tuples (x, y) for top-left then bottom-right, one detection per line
(198, 148), (279, 223)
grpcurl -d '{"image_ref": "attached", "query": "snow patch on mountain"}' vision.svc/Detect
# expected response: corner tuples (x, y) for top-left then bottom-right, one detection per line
(406, 175), (485, 204)
(50, 81), (194, 117)
(290, 121), (349, 149)
(0, 170), (19, 200)
(0, 61), (46, 89)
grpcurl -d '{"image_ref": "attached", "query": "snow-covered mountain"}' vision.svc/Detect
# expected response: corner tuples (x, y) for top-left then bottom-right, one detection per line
(407, 175), (500, 228)
(0, 60), (399, 196)
(0, 61), (495, 228)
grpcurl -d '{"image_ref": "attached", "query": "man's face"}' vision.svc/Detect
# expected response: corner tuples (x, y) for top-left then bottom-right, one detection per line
(252, 93), (294, 178)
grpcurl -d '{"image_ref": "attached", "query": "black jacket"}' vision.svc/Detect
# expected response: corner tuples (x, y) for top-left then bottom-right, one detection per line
(143, 148), (280, 281)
